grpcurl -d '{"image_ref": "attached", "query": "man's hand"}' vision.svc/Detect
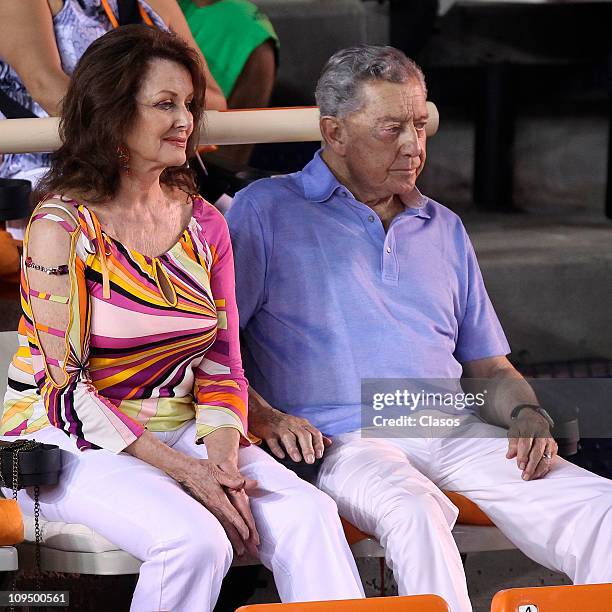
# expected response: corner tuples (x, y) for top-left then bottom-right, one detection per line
(507, 411), (558, 481)
(463, 356), (558, 481)
(248, 388), (331, 464)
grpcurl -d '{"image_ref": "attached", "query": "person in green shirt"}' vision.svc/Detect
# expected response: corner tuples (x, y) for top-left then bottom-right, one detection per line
(179, 0), (279, 163)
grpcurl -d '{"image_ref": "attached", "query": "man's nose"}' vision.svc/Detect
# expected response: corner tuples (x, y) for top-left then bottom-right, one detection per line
(399, 125), (421, 156)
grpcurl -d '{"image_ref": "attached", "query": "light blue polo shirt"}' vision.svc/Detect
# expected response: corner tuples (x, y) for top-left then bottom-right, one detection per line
(226, 151), (511, 436)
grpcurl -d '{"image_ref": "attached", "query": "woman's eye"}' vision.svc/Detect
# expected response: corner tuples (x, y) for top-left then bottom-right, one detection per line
(155, 101), (175, 110)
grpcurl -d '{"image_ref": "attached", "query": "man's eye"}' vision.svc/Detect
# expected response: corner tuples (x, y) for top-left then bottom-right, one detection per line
(415, 124), (427, 132)
(383, 126), (401, 134)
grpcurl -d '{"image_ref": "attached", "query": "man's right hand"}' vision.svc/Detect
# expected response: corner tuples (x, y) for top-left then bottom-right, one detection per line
(248, 388), (331, 464)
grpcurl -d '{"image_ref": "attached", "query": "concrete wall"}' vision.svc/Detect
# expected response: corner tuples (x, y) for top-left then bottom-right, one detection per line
(469, 220), (612, 364)
(255, 0), (370, 104)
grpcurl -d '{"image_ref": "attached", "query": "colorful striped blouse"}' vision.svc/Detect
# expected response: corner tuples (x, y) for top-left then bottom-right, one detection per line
(1, 195), (249, 452)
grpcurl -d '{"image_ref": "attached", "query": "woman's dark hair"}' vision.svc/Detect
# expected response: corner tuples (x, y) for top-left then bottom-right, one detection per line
(38, 25), (206, 202)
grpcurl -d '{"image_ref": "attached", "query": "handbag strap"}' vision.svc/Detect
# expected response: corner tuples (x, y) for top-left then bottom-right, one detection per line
(117, 0), (142, 25)
(100, 0), (155, 27)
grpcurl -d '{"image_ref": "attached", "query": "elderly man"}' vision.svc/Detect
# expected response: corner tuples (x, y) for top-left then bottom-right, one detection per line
(226, 46), (612, 611)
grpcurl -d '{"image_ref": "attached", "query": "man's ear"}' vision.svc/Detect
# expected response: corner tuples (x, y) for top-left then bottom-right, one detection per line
(320, 116), (347, 156)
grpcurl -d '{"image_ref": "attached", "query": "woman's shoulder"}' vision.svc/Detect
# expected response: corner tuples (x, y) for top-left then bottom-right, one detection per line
(32, 193), (83, 226)
(25, 196), (81, 256)
(28, 193), (95, 253)
(188, 195), (233, 261)
(191, 194), (228, 230)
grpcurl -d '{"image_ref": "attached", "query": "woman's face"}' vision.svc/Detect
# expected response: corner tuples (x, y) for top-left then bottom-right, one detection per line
(124, 58), (195, 172)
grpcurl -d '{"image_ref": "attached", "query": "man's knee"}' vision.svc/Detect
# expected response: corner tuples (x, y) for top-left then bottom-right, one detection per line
(380, 492), (455, 533)
(284, 483), (341, 531)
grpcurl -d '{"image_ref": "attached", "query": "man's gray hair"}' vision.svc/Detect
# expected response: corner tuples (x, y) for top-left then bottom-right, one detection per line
(315, 45), (426, 118)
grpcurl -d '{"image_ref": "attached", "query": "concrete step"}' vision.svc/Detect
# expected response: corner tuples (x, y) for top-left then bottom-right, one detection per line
(467, 216), (612, 364)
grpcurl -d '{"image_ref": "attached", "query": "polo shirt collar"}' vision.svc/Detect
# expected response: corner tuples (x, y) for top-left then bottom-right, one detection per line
(400, 189), (431, 219)
(302, 149), (342, 203)
(301, 149), (432, 219)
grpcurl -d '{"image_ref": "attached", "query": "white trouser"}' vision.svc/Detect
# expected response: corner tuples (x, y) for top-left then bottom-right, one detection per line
(316, 411), (612, 612)
(2, 423), (364, 611)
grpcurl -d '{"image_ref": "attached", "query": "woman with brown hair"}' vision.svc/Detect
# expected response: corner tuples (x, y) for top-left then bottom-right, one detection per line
(0, 25), (364, 611)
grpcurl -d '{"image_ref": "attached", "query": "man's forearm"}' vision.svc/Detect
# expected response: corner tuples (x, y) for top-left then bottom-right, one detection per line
(477, 365), (539, 429)
(248, 385), (278, 423)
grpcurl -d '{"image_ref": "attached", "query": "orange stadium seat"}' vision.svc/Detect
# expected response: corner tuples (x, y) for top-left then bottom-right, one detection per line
(444, 491), (494, 526)
(342, 491), (494, 546)
(237, 594), (449, 611)
(491, 583), (612, 612)
(0, 230), (21, 300)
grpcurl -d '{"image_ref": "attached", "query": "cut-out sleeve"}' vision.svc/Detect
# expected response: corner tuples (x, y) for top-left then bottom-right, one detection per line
(22, 202), (145, 452)
(192, 203), (249, 445)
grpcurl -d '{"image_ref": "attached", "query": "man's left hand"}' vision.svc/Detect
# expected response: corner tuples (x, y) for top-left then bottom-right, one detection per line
(507, 411), (558, 481)
(249, 404), (331, 464)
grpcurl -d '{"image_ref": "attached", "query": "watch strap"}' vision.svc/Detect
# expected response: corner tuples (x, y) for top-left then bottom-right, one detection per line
(511, 403), (555, 428)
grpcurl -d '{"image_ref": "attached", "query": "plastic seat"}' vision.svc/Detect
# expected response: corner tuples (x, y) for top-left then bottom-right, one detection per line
(342, 491), (514, 557)
(491, 583), (612, 612)
(237, 594), (449, 611)
(444, 491), (494, 526)
(0, 546), (18, 572)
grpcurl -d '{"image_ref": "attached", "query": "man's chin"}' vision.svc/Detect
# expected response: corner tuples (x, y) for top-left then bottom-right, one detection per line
(395, 180), (417, 196)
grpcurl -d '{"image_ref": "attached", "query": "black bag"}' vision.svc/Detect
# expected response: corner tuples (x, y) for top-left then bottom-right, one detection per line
(0, 440), (62, 491)
(259, 441), (323, 484)
(0, 440), (62, 603)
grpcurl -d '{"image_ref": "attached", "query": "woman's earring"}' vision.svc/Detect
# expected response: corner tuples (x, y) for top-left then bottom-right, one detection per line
(117, 146), (130, 173)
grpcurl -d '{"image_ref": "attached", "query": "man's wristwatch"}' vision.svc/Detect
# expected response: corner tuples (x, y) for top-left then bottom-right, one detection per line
(510, 403), (555, 429)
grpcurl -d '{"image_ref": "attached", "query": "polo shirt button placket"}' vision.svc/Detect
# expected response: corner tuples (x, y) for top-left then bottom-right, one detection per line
(381, 236), (399, 285)
(368, 215), (375, 223)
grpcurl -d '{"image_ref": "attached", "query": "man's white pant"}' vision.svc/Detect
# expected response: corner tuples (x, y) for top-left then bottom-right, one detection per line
(2, 422), (364, 611)
(316, 412), (612, 612)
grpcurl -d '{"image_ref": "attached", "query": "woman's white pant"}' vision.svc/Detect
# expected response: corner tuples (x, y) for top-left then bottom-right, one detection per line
(317, 414), (612, 612)
(2, 423), (364, 611)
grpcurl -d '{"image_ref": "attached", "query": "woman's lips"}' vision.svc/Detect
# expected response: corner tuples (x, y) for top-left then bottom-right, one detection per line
(164, 138), (187, 148)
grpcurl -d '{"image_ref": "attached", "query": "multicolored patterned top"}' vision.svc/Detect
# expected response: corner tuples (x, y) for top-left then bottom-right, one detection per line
(0, 0), (167, 180)
(1, 195), (249, 452)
